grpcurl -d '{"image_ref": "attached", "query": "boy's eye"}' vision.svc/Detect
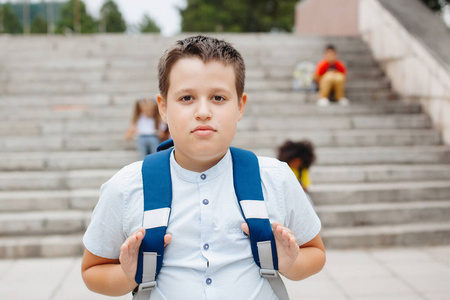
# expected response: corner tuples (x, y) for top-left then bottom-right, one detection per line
(180, 96), (194, 102)
(212, 95), (225, 102)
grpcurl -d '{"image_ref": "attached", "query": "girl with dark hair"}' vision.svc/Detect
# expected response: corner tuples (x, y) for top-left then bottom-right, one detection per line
(278, 140), (316, 194)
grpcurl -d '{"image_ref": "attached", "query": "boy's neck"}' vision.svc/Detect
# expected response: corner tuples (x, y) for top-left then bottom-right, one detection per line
(173, 148), (228, 173)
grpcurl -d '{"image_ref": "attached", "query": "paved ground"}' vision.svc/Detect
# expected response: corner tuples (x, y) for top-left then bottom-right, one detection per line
(0, 246), (449, 300)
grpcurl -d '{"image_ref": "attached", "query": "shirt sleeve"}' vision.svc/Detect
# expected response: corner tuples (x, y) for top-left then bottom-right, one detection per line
(278, 162), (321, 246)
(83, 166), (129, 259)
(315, 60), (329, 77)
(336, 60), (347, 74)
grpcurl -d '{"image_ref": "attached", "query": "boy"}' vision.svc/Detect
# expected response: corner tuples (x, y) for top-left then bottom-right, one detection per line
(82, 35), (325, 299)
(314, 44), (349, 106)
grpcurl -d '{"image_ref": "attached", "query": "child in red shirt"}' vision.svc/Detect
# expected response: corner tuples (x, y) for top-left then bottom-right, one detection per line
(314, 45), (349, 106)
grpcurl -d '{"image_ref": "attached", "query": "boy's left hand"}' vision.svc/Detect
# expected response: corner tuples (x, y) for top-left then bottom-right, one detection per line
(241, 221), (299, 275)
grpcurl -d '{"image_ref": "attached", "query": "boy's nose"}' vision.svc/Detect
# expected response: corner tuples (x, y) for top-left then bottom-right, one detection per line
(194, 98), (212, 120)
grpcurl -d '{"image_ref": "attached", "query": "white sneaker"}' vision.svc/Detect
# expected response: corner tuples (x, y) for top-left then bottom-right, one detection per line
(317, 97), (330, 106)
(339, 97), (350, 106)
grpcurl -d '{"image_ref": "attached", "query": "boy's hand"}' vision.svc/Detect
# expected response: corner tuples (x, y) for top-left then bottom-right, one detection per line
(271, 222), (300, 275)
(119, 228), (172, 285)
(241, 222), (299, 275)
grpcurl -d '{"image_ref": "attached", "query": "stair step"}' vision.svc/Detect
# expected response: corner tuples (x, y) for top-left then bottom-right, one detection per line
(310, 164), (450, 183)
(0, 234), (84, 259)
(253, 146), (450, 165)
(309, 181), (450, 204)
(317, 201), (450, 227)
(238, 114), (431, 131)
(233, 129), (441, 148)
(0, 135), (136, 151)
(245, 102), (422, 116)
(0, 151), (137, 171)
(321, 222), (450, 248)
(0, 170), (115, 191)
(0, 189), (100, 212)
(0, 211), (91, 236)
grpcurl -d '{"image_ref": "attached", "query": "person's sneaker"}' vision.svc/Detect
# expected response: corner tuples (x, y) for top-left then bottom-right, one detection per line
(338, 97), (350, 106)
(317, 97), (330, 106)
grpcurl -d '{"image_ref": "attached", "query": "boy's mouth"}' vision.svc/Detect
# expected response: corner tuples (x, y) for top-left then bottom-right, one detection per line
(192, 125), (217, 137)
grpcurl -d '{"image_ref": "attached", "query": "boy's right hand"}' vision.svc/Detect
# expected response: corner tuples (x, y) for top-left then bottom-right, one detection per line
(119, 228), (172, 285)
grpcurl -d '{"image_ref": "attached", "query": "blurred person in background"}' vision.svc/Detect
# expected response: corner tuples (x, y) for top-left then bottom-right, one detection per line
(314, 45), (349, 106)
(125, 97), (164, 159)
(278, 140), (316, 206)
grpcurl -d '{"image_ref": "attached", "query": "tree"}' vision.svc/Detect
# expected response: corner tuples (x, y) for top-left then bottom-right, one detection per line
(0, 4), (23, 34)
(31, 14), (48, 34)
(100, 0), (126, 33)
(421, 0), (450, 11)
(180, 0), (298, 32)
(55, 0), (97, 34)
(139, 14), (160, 33)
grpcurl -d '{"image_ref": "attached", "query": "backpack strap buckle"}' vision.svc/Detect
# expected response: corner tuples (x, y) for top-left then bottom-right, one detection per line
(138, 280), (157, 292)
(260, 268), (278, 278)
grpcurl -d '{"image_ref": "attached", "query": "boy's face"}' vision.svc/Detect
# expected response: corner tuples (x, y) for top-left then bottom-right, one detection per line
(157, 57), (247, 172)
(324, 49), (337, 63)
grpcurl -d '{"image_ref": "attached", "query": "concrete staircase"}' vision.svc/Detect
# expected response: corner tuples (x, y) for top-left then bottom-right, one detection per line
(0, 34), (449, 258)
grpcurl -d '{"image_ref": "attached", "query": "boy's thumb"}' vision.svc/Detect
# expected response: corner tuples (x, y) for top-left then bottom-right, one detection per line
(164, 234), (172, 247)
(241, 223), (250, 236)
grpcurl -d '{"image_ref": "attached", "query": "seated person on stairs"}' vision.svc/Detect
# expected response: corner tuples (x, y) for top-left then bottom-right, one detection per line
(314, 45), (350, 106)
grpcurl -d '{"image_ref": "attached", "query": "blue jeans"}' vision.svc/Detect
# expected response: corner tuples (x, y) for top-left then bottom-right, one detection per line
(137, 134), (160, 160)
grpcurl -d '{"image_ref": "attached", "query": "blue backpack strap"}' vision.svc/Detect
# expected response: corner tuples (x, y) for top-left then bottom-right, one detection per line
(230, 147), (278, 269)
(230, 147), (289, 300)
(135, 145), (288, 300)
(134, 148), (173, 299)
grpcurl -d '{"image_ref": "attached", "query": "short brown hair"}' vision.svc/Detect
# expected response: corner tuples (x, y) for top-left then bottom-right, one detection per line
(158, 35), (246, 100)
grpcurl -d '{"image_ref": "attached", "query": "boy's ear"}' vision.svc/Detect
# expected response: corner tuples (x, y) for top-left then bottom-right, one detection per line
(238, 93), (247, 121)
(157, 94), (168, 123)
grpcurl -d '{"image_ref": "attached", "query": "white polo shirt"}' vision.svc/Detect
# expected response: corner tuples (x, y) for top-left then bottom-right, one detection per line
(83, 150), (321, 300)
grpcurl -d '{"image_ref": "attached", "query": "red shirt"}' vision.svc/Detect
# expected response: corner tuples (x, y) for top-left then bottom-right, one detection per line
(315, 59), (346, 78)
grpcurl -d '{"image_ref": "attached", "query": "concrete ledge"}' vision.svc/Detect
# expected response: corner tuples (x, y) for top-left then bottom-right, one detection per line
(360, 0), (450, 144)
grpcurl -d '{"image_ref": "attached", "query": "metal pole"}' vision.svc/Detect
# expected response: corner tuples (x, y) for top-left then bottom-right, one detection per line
(47, 0), (54, 34)
(100, 7), (106, 33)
(74, 0), (80, 34)
(23, 0), (30, 34)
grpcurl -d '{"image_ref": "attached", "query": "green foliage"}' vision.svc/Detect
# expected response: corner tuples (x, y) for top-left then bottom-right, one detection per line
(55, 0), (97, 34)
(180, 0), (298, 32)
(31, 14), (48, 34)
(100, 0), (126, 33)
(139, 14), (160, 33)
(421, 0), (450, 11)
(0, 4), (23, 34)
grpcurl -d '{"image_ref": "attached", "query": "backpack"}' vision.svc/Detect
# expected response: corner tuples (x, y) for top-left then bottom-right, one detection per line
(133, 140), (289, 300)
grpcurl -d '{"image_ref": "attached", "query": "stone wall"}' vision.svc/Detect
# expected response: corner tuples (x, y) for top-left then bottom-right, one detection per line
(359, 0), (450, 144)
(295, 0), (359, 36)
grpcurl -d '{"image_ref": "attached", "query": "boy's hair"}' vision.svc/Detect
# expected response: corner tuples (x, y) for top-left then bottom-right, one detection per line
(278, 140), (316, 169)
(325, 44), (336, 52)
(158, 35), (246, 100)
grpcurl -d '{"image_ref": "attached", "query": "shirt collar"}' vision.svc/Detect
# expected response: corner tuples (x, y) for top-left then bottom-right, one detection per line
(170, 149), (232, 183)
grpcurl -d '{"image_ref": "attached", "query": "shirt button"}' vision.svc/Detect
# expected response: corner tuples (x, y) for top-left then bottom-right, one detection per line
(203, 244), (209, 250)
(201, 174), (206, 180)
(206, 278), (212, 285)
(202, 199), (209, 205)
